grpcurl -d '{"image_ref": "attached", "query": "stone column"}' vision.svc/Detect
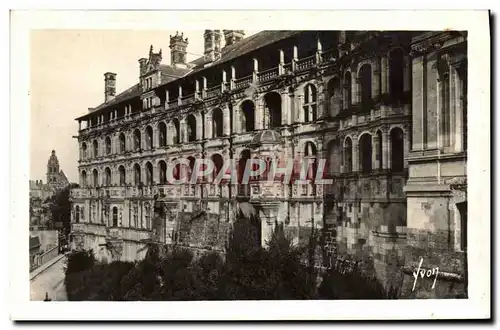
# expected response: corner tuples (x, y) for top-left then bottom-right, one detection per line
(452, 63), (465, 153)
(281, 90), (290, 125)
(381, 56), (389, 95)
(382, 129), (390, 169)
(352, 136), (359, 172)
(180, 118), (187, 143)
(317, 82), (325, 119)
(372, 57), (381, 99)
(403, 129), (410, 169)
(404, 55), (411, 92)
(223, 107), (230, 136)
(351, 70), (358, 105)
(205, 113), (213, 139)
(411, 54), (427, 151)
(256, 99), (264, 130)
(372, 134), (380, 170)
(197, 113), (203, 140)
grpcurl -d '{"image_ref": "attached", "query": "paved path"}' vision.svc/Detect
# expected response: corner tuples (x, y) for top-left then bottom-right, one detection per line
(30, 254), (67, 301)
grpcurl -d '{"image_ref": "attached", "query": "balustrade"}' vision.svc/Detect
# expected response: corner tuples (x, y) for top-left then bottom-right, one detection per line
(296, 55), (316, 71)
(257, 67), (279, 83)
(234, 75), (252, 89)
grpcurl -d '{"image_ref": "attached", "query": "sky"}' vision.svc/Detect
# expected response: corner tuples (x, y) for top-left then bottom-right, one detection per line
(30, 30), (257, 183)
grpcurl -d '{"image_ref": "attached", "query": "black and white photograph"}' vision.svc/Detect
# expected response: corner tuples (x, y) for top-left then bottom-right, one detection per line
(9, 9), (490, 321)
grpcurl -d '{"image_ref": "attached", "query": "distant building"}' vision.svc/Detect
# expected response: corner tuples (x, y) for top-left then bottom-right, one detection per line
(30, 150), (70, 226)
(30, 150), (70, 200)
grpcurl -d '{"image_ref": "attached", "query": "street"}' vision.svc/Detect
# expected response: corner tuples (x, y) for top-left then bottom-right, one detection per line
(30, 255), (67, 301)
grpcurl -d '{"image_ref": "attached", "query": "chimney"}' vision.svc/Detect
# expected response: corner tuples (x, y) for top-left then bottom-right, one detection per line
(223, 30), (245, 47)
(138, 58), (148, 77)
(169, 31), (189, 68)
(104, 72), (117, 103)
(204, 30), (222, 64)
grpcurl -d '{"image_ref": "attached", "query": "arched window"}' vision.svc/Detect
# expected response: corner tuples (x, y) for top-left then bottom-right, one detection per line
(327, 77), (342, 117)
(146, 126), (153, 150)
(376, 130), (383, 170)
(212, 154), (224, 182)
(359, 133), (373, 174)
(132, 203), (138, 228)
(82, 143), (87, 160)
(105, 136), (112, 155)
(119, 133), (126, 153)
(75, 205), (80, 223)
(92, 169), (99, 187)
(144, 203), (151, 230)
(344, 137), (353, 172)
(80, 170), (87, 187)
(264, 92), (282, 128)
(186, 157), (196, 182)
(390, 127), (404, 172)
(112, 207), (118, 227)
(133, 129), (141, 151)
(304, 141), (317, 181)
(118, 165), (126, 185)
(80, 207), (85, 222)
(240, 100), (255, 132)
(172, 119), (180, 144)
(158, 160), (167, 184)
(303, 84), (317, 122)
(145, 162), (153, 186)
(104, 167), (112, 186)
(172, 159), (181, 181)
(359, 64), (372, 109)
(93, 140), (99, 158)
(343, 71), (352, 109)
(187, 115), (197, 142)
(134, 164), (141, 186)
(212, 108), (224, 138)
(389, 48), (405, 101)
(158, 122), (167, 147)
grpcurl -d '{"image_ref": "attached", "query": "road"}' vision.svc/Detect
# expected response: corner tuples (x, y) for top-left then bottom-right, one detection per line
(30, 255), (67, 301)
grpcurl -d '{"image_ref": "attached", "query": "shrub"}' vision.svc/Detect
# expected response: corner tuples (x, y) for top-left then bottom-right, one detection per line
(65, 261), (134, 301)
(64, 249), (96, 276)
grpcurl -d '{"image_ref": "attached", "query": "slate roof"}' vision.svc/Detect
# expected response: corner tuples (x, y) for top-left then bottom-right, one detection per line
(90, 84), (142, 113)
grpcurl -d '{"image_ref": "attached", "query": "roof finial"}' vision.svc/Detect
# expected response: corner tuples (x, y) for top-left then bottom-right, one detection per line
(149, 45), (153, 54)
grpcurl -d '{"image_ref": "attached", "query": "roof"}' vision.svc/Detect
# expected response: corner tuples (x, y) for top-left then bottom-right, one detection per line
(90, 84), (142, 113)
(251, 129), (283, 145)
(159, 64), (191, 83)
(189, 30), (301, 73)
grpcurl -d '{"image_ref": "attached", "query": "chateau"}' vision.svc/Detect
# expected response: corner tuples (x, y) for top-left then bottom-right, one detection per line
(69, 30), (467, 297)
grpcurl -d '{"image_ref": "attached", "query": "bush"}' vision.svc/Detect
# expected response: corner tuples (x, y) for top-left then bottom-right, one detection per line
(64, 249), (95, 276)
(66, 261), (134, 301)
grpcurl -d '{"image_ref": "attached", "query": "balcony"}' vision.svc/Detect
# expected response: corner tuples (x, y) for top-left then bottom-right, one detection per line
(296, 55), (316, 71)
(157, 184), (182, 199)
(250, 181), (284, 199)
(257, 67), (279, 83)
(71, 222), (107, 237)
(205, 85), (221, 99)
(293, 182), (317, 198)
(71, 188), (91, 199)
(234, 75), (252, 90)
(233, 132), (254, 144)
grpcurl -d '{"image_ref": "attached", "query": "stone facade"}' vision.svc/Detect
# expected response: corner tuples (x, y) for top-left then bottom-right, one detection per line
(403, 31), (468, 298)
(69, 30), (467, 297)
